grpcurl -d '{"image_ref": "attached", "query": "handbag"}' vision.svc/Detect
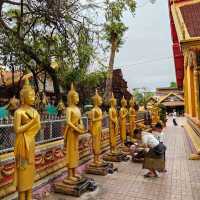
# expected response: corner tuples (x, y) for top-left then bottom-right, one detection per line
(153, 143), (166, 156)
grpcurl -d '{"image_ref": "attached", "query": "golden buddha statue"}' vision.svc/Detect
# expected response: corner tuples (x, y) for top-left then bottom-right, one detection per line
(119, 96), (128, 145)
(7, 95), (20, 115)
(14, 78), (41, 200)
(57, 99), (65, 116)
(129, 97), (136, 136)
(41, 93), (48, 108)
(64, 83), (85, 182)
(151, 103), (160, 125)
(154, 103), (160, 123)
(34, 93), (41, 110)
(108, 93), (118, 154)
(90, 90), (103, 166)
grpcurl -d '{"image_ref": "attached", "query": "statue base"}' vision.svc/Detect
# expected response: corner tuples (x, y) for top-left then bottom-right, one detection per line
(103, 152), (129, 162)
(120, 146), (130, 155)
(86, 162), (117, 176)
(189, 154), (200, 160)
(54, 177), (97, 197)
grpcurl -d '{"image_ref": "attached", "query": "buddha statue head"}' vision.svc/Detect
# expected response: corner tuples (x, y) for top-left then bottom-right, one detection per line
(20, 78), (35, 106)
(129, 96), (135, 107)
(121, 96), (127, 107)
(109, 93), (117, 107)
(67, 83), (79, 106)
(92, 89), (102, 106)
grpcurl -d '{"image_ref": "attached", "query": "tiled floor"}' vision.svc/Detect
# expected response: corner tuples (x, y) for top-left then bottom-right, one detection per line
(47, 117), (200, 200)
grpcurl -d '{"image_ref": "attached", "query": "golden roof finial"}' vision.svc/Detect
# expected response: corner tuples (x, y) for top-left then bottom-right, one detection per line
(67, 82), (78, 106)
(20, 77), (35, 103)
(70, 82), (75, 91)
(121, 96), (127, 105)
(21, 77), (33, 91)
(92, 89), (102, 104)
(109, 92), (116, 105)
(129, 96), (135, 105)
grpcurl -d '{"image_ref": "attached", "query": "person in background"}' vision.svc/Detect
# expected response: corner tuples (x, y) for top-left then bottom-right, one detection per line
(172, 110), (178, 126)
(134, 129), (166, 178)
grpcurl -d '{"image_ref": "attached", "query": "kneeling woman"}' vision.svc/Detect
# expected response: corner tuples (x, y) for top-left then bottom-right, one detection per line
(134, 129), (166, 178)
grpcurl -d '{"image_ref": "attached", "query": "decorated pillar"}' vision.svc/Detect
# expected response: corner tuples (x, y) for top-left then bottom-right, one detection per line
(183, 50), (189, 114)
(187, 51), (196, 118)
(191, 49), (200, 120)
(194, 67), (200, 120)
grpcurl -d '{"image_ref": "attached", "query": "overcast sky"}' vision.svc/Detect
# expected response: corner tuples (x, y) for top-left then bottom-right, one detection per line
(114, 0), (176, 91)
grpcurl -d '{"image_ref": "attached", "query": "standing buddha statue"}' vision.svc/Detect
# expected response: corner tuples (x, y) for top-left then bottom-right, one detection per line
(64, 83), (85, 182)
(87, 90), (116, 175)
(129, 97), (136, 137)
(7, 95), (20, 116)
(103, 93), (128, 162)
(153, 103), (160, 125)
(119, 96), (128, 145)
(14, 78), (41, 200)
(90, 90), (103, 166)
(108, 93), (118, 154)
(55, 84), (97, 196)
(57, 99), (65, 117)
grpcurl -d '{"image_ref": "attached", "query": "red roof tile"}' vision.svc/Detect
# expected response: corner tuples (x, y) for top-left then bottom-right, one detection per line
(180, 3), (200, 37)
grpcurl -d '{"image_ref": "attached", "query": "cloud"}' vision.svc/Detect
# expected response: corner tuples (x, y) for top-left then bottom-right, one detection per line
(115, 0), (176, 90)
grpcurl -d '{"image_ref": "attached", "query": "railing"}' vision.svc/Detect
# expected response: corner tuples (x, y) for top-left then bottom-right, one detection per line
(0, 113), (144, 154)
(0, 116), (103, 154)
(0, 119), (66, 154)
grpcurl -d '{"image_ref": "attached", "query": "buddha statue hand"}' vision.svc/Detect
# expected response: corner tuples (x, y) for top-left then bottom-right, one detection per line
(77, 124), (86, 134)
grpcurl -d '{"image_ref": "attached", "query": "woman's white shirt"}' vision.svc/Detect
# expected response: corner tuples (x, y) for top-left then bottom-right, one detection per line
(153, 131), (165, 143)
(142, 132), (159, 148)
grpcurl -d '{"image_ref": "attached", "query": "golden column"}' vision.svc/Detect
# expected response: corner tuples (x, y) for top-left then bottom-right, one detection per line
(187, 57), (196, 117)
(183, 50), (189, 115)
(194, 67), (200, 120)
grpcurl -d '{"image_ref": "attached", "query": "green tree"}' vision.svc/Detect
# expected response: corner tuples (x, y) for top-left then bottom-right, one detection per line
(0, 0), (96, 101)
(58, 65), (106, 106)
(133, 88), (154, 107)
(103, 0), (136, 103)
(169, 82), (177, 88)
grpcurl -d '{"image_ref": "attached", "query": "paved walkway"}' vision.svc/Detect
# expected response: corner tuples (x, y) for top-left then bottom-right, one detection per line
(48, 117), (200, 200)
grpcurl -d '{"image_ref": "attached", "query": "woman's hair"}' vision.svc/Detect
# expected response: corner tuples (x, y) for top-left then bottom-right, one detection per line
(155, 122), (163, 129)
(134, 128), (142, 135)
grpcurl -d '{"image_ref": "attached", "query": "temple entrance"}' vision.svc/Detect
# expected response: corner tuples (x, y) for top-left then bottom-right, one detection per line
(166, 105), (184, 116)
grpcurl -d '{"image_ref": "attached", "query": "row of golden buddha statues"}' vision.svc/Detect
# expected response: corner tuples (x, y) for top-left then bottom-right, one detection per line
(13, 79), (139, 199)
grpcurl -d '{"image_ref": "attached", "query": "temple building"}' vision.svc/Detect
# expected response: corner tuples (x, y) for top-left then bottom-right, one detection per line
(112, 69), (132, 101)
(0, 71), (64, 105)
(156, 87), (184, 114)
(100, 69), (132, 103)
(159, 92), (184, 115)
(169, 0), (200, 156)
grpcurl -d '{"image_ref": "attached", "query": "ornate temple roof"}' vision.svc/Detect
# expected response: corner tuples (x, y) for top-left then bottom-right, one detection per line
(168, 0), (200, 89)
(156, 87), (184, 97)
(180, 2), (200, 37)
(159, 92), (184, 107)
(170, 0), (200, 42)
